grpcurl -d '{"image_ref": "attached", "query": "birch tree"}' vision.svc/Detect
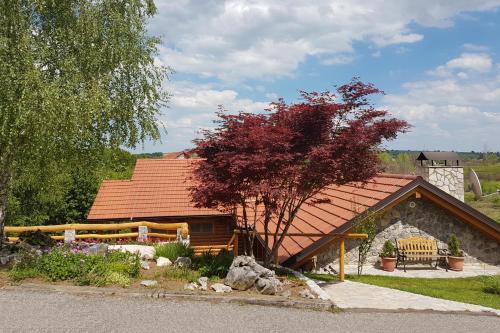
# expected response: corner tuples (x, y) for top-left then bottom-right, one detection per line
(0, 0), (167, 245)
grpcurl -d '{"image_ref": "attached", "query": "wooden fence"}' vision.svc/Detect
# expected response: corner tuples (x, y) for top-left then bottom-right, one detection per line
(5, 221), (189, 242)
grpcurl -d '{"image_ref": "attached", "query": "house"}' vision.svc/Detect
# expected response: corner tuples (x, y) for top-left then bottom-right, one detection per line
(87, 152), (500, 270)
(87, 159), (235, 249)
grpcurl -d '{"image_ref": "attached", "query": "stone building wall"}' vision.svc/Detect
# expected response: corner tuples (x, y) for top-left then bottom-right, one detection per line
(418, 166), (464, 202)
(315, 198), (499, 273)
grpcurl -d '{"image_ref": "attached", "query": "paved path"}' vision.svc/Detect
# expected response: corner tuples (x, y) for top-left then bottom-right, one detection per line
(321, 280), (500, 315)
(1, 289), (499, 333)
(338, 263), (500, 278)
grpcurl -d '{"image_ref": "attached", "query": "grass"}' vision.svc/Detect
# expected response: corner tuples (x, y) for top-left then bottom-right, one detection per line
(465, 191), (500, 223)
(162, 267), (201, 282)
(307, 273), (500, 310)
(154, 243), (194, 261)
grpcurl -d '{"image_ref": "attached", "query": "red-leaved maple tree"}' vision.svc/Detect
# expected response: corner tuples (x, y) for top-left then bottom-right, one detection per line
(191, 78), (409, 265)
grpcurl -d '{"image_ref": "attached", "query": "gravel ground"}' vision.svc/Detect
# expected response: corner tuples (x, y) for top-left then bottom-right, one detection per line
(0, 289), (499, 333)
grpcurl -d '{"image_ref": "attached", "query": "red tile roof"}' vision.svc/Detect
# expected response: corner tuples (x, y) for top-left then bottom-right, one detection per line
(87, 159), (228, 220)
(251, 174), (416, 262)
(88, 159), (416, 261)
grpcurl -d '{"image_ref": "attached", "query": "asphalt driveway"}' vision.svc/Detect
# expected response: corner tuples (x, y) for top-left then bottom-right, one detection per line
(0, 289), (498, 332)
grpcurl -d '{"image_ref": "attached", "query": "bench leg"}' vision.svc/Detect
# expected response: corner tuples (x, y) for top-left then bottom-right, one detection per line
(403, 257), (406, 272)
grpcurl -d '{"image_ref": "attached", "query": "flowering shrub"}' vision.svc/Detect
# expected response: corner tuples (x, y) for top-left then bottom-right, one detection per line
(10, 246), (140, 287)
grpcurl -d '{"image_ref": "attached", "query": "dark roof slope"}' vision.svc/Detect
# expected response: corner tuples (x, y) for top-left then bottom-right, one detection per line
(417, 151), (461, 161)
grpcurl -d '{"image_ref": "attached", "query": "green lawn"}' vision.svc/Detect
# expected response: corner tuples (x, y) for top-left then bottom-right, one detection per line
(305, 273), (500, 310)
(465, 192), (500, 223)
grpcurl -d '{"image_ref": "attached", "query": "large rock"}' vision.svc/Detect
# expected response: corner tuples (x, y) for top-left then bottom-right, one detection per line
(156, 257), (172, 267)
(140, 280), (158, 287)
(255, 276), (282, 295)
(108, 245), (155, 260)
(174, 256), (192, 268)
(211, 283), (232, 293)
(140, 261), (150, 270)
(184, 282), (198, 291)
(224, 256), (282, 295)
(198, 277), (208, 291)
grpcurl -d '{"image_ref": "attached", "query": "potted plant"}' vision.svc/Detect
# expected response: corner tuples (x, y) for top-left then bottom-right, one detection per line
(447, 234), (465, 271)
(380, 240), (396, 272)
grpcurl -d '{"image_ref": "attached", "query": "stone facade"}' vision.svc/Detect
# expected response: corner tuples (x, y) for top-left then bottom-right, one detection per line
(315, 198), (499, 273)
(418, 166), (464, 202)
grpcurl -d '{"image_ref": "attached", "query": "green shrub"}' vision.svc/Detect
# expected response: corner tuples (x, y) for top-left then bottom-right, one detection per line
(18, 230), (55, 247)
(482, 276), (500, 295)
(192, 250), (233, 278)
(163, 267), (201, 282)
(9, 247), (140, 286)
(380, 240), (395, 258)
(447, 234), (463, 257)
(154, 242), (194, 261)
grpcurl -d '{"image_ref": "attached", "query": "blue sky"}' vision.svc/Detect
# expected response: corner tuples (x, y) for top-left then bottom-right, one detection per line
(137, 1), (500, 153)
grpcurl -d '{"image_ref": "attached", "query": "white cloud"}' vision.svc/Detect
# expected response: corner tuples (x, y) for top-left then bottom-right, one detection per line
(148, 81), (269, 151)
(372, 33), (424, 47)
(463, 43), (489, 52)
(428, 53), (493, 77)
(384, 53), (500, 151)
(446, 53), (492, 72)
(321, 54), (355, 65)
(149, 0), (500, 82)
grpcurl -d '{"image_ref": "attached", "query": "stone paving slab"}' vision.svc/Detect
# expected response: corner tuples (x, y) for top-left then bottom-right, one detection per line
(320, 280), (500, 316)
(342, 263), (500, 278)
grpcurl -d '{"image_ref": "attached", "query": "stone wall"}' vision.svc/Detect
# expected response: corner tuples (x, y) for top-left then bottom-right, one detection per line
(418, 166), (464, 202)
(315, 198), (499, 273)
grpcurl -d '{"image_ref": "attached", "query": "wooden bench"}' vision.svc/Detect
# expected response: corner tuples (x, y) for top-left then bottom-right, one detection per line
(395, 236), (448, 272)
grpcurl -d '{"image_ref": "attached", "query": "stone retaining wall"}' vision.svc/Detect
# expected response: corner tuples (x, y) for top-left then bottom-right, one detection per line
(315, 198), (499, 273)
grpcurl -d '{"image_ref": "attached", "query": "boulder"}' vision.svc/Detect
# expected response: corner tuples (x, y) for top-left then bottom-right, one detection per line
(184, 282), (198, 291)
(156, 257), (172, 267)
(198, 277), (208, 291)
(224, 256), (281, 295)
(255, 276), (282, 295)
(174, 256), (192, 268)
(211, 283), (232, 293)
(140, 261), (150, 270)
(108, 245), (155, 260)
(140, 280), (158, 287)
(88, 243), (109, 255)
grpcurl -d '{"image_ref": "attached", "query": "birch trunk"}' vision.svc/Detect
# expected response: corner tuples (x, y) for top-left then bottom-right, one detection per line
(0, 172), (9, 248)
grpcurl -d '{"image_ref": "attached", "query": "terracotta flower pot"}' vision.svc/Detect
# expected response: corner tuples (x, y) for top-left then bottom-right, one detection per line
(448, 256), (465, 271)
(381, 257), (396, 272)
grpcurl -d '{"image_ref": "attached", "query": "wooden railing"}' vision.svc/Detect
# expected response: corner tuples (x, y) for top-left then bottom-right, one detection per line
(5, 221), (189, 243)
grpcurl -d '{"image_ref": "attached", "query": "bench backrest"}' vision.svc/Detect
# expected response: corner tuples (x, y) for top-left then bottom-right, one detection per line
(396, 236), (438, 261)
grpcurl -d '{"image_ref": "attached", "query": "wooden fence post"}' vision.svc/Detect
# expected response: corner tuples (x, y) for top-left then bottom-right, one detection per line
(137, 226), (148, 242)
(339, 238), (345, 282)
(233, 233), (239, 257)
(64, 229), (75, 244)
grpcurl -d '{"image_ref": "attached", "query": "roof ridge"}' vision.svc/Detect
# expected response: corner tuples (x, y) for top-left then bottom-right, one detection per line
(378, 173), (419, 180)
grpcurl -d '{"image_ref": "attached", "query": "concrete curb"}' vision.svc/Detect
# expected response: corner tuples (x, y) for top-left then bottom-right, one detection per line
(1, 283), (335, 312)
(341, 307), (500, 317)
(288, 269), (333, 302)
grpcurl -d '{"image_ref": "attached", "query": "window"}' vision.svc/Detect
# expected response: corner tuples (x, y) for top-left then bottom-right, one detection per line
(190, 223), (214, 234)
